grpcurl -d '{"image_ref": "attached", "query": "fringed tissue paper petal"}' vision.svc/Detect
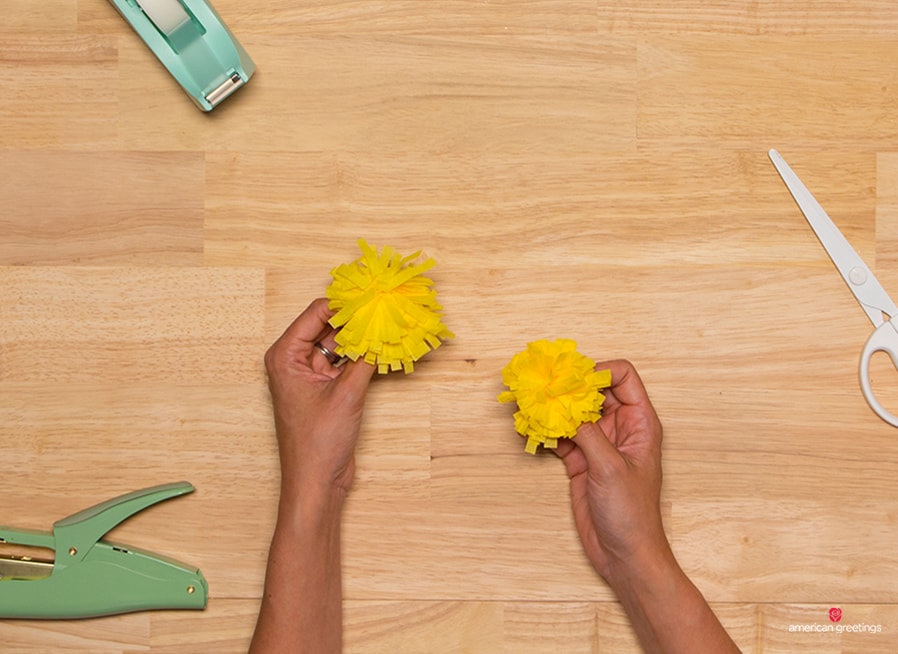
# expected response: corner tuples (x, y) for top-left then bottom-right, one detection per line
(326, 240), (454, 374)
(498, 339), (611, 454)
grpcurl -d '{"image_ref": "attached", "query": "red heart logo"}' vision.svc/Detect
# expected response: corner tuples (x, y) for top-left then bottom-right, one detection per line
(829, 608), (842, 623)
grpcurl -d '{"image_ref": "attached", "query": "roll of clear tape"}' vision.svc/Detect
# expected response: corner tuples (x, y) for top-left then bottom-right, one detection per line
(135, 0), (191, 36)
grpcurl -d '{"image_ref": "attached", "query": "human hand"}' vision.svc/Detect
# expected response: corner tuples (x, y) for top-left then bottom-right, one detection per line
(265, 298), (375, 498)
(555, 359), (671, 583)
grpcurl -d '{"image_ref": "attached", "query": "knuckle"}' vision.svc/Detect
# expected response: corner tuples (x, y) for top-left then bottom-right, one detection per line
(263, 346), (278, 372)
(264, 343), (287, 378)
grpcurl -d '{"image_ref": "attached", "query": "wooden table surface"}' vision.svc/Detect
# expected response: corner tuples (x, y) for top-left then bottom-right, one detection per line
(3, 1), (898, 652)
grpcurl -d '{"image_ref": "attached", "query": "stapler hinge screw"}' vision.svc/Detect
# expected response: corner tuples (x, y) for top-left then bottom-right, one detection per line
(68, 547), (77, 556)
(187, 585), (196, 594)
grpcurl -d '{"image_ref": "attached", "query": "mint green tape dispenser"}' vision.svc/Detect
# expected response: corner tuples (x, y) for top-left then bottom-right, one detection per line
(108, 0), (255, 111)
(0, 482), (207, 619)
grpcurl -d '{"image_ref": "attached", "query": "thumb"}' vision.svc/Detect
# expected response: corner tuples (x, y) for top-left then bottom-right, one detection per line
(572, 420), (622, 476)
(336, 357), (376, 397)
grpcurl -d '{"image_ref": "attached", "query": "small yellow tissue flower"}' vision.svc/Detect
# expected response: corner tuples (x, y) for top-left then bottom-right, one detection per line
(326, 240), (454, 374)
(498, 339), (611, 454)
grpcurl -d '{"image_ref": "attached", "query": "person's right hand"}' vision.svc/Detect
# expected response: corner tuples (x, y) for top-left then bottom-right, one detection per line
(554, 359), (671, 582)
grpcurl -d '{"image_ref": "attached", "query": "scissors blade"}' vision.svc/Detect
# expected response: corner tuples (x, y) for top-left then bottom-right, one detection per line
(768, 149), (898, 327)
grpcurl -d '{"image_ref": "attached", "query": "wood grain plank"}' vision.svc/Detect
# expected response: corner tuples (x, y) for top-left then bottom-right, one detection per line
(638, 36), (898, 149)
(0, 36), (118, 149)
(1, 0), (77, 33)
(344, 601), (503, 654)
(79, 0), (599, 37)
(673, 501), (898, 604)
(0, 613), (149, 653)
(143, 599), (258, 653)
(120, 35), (635, 153)
(502, 602), (597, 653)
(876, 152), (898, 276)
(0, 152), (204, 265)
(226, 1), (599, 37)
(598, 1), (898, 35)
(0, 267), (266, 384)
(204, 150), (872, 269)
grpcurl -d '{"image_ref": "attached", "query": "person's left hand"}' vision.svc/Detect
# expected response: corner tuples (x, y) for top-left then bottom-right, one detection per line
(265, 298), (375, 498)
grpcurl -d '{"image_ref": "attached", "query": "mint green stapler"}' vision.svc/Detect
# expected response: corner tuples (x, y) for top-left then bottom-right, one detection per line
(108, 0), (255, 111)
(0, 482), (207, 619)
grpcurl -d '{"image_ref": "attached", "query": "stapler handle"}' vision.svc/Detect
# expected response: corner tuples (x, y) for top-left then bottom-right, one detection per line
(0, 526), (55, 549)
(53, 481), (195, 569)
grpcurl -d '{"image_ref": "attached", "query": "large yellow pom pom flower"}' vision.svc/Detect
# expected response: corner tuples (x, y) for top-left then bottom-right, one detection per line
(498, 339), (612, 454)
(326, 240), (454, 374)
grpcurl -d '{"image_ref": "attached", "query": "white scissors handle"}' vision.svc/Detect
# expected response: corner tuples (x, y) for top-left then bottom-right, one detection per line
(859, 320), (898, 427)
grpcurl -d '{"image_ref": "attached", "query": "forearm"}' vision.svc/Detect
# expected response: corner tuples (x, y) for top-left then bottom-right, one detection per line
(607, 548), (740, 654)
(250, 486), (346, 654)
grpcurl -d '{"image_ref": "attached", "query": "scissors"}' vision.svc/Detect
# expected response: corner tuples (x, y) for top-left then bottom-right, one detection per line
(769, 149), (898, 427)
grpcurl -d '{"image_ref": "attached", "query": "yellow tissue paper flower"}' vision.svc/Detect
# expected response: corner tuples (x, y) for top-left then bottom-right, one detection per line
(326, 240), (454, 374)
(498, 339), (612, 454)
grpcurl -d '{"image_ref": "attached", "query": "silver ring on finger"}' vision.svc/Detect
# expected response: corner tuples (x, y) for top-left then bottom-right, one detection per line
(314, 341), (347, 367)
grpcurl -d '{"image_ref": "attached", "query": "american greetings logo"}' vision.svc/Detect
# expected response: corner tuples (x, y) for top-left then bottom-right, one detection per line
(788, 607), (882, 635)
